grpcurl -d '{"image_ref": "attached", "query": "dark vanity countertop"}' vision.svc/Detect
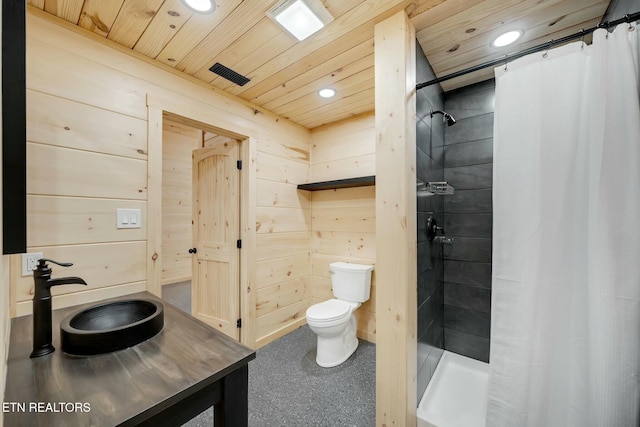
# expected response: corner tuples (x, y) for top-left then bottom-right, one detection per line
(3, 291), (255, 426)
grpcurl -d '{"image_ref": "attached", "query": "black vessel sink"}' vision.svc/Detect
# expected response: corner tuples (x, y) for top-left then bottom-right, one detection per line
(60, 299), (164, 356)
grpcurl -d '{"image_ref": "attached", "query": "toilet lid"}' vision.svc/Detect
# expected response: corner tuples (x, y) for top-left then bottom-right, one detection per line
(306, 299), (351, 322)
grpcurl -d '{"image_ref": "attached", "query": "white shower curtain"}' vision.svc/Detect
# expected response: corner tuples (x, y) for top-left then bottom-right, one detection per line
(487, 22), (640, 427)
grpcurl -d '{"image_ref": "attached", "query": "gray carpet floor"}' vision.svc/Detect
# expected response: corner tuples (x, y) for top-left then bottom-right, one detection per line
(162, 282), (376, 427)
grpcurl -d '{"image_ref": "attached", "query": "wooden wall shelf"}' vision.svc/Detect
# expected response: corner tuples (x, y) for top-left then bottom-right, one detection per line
(297, 176), (375, 191)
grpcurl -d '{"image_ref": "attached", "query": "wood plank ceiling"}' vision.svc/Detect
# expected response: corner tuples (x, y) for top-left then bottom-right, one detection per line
(28, 0), (611, 129)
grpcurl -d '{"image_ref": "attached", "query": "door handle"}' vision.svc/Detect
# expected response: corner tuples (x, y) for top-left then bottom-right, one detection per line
(188, 248), (197, 254)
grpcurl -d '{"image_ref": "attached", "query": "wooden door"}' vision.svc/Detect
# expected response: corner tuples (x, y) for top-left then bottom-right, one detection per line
(192, 142), (240, 340)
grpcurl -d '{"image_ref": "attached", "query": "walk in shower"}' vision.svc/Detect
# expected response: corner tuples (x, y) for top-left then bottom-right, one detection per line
(416, 42), (495, 425)
(414, 11), (640, 427)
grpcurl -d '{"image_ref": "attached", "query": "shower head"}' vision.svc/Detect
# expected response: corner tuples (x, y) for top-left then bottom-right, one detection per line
(430, 109), (457, 126)
(445, 113), (456, 126)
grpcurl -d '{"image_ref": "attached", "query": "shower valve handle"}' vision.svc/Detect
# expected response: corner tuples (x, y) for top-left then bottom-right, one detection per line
(426, 216), (445, 241)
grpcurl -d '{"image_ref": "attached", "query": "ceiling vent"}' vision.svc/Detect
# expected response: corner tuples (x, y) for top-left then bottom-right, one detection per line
(209, 63), (251, 86)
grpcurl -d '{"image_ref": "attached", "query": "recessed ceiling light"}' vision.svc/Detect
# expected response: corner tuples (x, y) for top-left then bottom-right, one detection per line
(181, 0), (216, 14)
(267, 0), (334, 42)
(318, 88), (336, 98)
(492, 30), (523, 47)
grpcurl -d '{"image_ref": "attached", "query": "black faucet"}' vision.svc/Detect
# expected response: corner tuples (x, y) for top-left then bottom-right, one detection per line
(30, 259), (87, 358)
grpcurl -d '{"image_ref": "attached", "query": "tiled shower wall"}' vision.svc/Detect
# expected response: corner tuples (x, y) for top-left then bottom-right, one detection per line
(416, 44), (445, 398)
(442, 79), (495, 362)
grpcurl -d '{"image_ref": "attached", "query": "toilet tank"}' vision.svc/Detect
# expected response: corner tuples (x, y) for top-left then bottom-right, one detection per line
(330, 262), (374, 303)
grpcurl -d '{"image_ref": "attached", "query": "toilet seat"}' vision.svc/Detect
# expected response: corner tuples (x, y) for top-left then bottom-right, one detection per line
(306, 299), (352, 323)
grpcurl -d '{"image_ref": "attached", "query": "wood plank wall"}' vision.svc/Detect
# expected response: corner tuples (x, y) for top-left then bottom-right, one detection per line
(16, 10), (311, 351)
(161, 118), (201, 286)
(15, 41), (149, 315)
(309, 113), (377, 342)
(310, 113), (376, 183)
(254, 133), (311, 348)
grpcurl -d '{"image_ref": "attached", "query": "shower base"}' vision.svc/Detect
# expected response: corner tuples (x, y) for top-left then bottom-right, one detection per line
(417, 350), (489, 427)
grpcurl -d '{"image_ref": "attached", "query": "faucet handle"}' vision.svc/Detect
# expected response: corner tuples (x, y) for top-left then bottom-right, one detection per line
(37, 258), (73, 269)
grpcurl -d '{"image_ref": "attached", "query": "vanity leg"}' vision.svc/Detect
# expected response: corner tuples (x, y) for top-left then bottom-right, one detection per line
(214, 364), (248, 426)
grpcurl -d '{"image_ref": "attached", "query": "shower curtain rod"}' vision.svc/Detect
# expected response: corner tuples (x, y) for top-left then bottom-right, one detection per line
(416, 11), (640, 90)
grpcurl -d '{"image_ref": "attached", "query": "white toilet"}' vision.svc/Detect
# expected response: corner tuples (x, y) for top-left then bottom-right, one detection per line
(306, 262), (373, 368)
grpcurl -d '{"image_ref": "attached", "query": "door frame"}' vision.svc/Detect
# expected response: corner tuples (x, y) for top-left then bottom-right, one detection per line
(146, 93), (256, 348)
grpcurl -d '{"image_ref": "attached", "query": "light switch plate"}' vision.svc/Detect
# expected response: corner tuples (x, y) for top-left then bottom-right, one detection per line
(117, 209), (142, 229)
(22, 252), (44, 276)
